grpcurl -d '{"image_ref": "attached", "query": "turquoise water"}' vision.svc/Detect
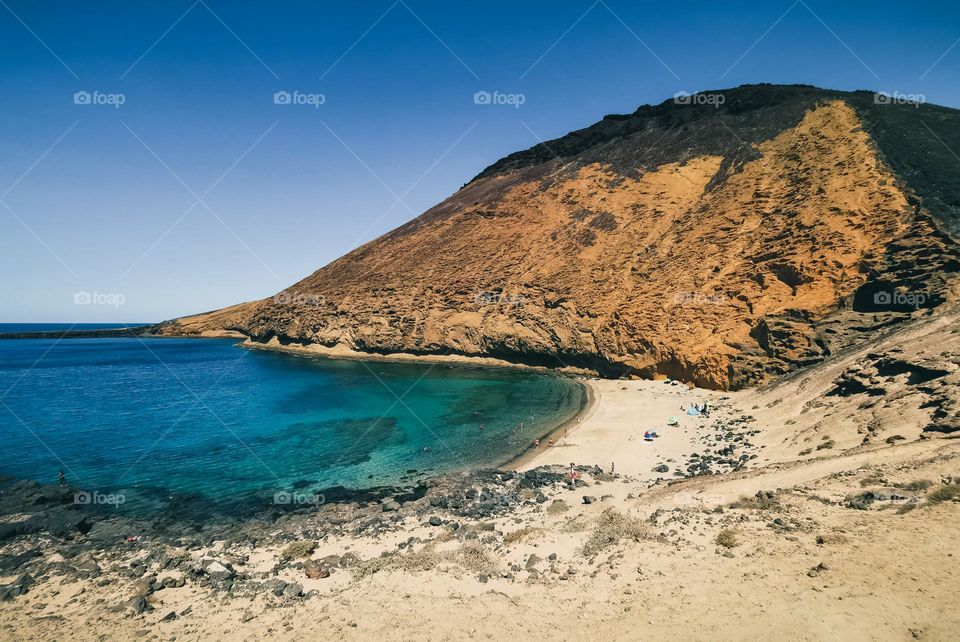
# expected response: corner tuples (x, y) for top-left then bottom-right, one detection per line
(0, 336), (582, 514)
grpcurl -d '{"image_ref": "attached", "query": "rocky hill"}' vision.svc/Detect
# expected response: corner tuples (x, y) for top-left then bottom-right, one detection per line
(157, 84), (960, 389)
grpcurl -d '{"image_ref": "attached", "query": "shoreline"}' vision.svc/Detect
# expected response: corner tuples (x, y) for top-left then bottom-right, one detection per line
(503, 379), (597, 471)
(0, 336), (596, 520)
(240, 337), (600, 475)
(238, 336), (598, 377)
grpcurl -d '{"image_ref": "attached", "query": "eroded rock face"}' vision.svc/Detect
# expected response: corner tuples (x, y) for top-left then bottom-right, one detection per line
(157, 85), (960, 389)
(828, 348), (960, 435)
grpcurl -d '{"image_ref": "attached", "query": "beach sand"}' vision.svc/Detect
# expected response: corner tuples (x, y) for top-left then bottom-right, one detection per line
(517, 378), (721, 477)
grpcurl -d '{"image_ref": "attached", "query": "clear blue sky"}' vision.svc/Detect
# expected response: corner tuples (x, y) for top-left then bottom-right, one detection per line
(1, 0), (958, 322)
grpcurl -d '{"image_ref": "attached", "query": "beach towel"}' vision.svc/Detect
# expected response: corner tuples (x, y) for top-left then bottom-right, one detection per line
(687, 406), (701, 416)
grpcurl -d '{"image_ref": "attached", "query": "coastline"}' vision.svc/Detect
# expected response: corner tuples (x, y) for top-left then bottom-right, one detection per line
(504, 378), (597, 471)
(514, 378), (736, 478)
(238, 336), (599, 474)
(238, 336), (598, 377)
(2, 316), (959, 640)
(240, 336), (598, 475)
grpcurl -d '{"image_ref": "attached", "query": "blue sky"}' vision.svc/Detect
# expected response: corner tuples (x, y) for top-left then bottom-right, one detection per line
(1, 0), (958, 322)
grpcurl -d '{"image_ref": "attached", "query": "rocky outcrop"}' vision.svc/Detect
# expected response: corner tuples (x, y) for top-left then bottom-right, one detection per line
(156, 85), (960, 389)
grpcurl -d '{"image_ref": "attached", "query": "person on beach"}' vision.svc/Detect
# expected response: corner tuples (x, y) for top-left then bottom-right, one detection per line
(58, 470), (66, 486)
(568, 463), (578, 481)
(534, 438), (540, 448)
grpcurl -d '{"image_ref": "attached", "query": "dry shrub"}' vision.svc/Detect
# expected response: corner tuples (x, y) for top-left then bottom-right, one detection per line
(896, 502), (919, 515)
(579, 509), (652, 557)
(503, 526), (541, 545)
(353, 546), (441, 580)
(815, 533), (849, 545)
(454, 541), (498, 574)
(730, 490), (780, 511)
(353, 541), (498, 580)
(546, 499), (570, 515)
(927, 484), (960, 505)
(562, 515), (590, 533)
(859, 474), (886, 487)
(279, 541), (316, 561)
(894, 479), (934, 491)
(427, 529), (454, 545)
(715, 529), (738, 548)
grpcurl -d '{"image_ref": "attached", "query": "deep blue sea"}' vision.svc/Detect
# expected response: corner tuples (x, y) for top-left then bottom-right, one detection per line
(0, 332), (583, 515)
(0, 323), (149, 334)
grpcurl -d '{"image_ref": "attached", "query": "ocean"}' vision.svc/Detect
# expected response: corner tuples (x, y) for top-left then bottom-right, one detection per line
(0, 323), (149, 334)
(0, 332), (583, 515)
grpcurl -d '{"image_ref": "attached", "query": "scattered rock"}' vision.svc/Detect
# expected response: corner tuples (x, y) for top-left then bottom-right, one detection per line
(0, 574), (34, 601)
(303, 559), (330, 579)
(127, 595), (153, 616)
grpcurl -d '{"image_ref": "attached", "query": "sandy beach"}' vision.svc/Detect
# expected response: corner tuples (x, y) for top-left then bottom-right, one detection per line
(517, 378), (726, 477)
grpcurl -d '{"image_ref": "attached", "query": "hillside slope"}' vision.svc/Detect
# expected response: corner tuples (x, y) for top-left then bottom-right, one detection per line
(158, 85), (960, 389)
